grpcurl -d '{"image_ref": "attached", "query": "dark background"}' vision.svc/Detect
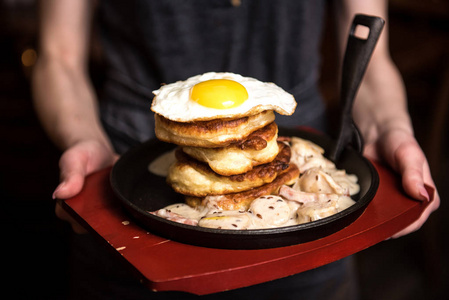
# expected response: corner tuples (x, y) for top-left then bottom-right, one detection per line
(1, 0), (448, 299)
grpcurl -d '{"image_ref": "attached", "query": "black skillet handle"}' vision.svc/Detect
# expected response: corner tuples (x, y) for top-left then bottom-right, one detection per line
(329, 14), (385, 162)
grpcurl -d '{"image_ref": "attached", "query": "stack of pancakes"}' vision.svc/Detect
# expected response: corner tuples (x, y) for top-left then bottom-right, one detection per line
(154, 110), (300, 211)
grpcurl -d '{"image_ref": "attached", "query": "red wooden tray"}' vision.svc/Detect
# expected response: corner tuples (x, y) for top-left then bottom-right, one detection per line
(60, 159), (433, 295)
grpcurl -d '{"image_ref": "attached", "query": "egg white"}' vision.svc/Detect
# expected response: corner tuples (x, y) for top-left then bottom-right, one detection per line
(151, 72), (297, 122)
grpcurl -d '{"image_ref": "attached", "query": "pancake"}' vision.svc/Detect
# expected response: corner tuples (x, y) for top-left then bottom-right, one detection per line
(182, 122), (279, 176)
(167, 142), (291, 197)
(154, 110), (275, 147)
(229, 121), (278, 151)
(185, 163), (300, 211)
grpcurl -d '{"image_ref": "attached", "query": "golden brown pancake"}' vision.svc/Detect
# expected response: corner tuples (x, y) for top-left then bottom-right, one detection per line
(182, 122), (279, 175)
(167, 142), (291, 197)
(154, 110), (275, 147)
(230, 121), (278, 151)
(185, 163), (300, 211)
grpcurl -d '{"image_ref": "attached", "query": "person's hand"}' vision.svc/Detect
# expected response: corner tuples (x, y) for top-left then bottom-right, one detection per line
(53, 139), (119, 233)
(363, 127), (440, 238)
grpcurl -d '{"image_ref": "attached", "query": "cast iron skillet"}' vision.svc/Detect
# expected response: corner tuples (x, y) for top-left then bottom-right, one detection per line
(110, 127), (379, 250)
(110, 15), (383, 249)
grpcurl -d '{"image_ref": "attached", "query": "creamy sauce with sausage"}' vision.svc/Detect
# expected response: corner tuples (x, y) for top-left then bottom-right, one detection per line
(149, 137), (359, 230)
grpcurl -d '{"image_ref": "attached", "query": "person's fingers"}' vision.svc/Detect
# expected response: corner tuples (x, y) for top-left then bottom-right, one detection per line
(377, 128), (429, 201)
(389, 139), (440, 238)
(53, 147), (89, 200)
(391, 185), (439, 238)
(393, 140), (429, 202)
(51, 140), (119, 233)
(368, 128), (441, 239)
(52, 140), (118, 200)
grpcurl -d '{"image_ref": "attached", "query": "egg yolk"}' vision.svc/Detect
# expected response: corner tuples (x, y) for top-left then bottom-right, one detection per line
(190, 79), (248, 109)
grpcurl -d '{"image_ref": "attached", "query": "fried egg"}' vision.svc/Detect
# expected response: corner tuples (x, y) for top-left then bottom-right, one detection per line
(151, 72), (297, 122)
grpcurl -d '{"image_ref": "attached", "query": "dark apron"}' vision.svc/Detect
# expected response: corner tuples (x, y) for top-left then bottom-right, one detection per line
(67, 1), (359, 299)
(97, 0), (327, 154)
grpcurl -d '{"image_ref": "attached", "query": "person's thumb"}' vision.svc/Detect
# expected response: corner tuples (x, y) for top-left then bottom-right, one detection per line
(52, 147), (89, 200)
(393, 140), (429, 202)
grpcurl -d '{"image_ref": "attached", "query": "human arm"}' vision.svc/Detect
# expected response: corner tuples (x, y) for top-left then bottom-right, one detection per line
(333, 0), (439, 238)
(32, 0), (118, 232)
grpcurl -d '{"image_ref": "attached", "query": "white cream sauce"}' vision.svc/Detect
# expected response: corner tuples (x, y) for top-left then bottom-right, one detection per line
(148, 149), (176, 177)
(149, 137), (359, 230)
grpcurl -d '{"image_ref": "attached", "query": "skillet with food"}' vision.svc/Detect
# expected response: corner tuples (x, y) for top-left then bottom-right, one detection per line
(110, 15), (384, 249)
